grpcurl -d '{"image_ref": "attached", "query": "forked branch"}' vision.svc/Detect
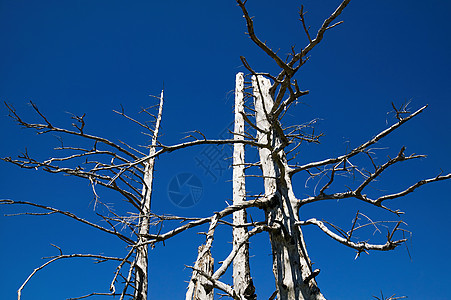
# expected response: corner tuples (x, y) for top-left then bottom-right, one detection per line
(290, 105), (428, 175)
(296, 218), (407, 255)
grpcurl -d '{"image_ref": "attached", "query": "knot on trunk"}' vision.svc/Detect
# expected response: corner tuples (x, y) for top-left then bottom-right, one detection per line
(243, 278), (257, 300)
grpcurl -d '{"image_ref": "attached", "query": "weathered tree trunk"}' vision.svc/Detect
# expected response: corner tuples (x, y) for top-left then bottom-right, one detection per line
(232, 72), (256, 299)
(187, 244), (215, 300)
(252, 76), (325, 300)
(186, 217), (218, 300)
(135, 90), (164, 300)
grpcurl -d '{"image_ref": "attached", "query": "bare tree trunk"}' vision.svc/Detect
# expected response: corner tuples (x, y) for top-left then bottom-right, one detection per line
(186, 245), (215, 300)
(252, 76), (325, 300)
(186, 217), (219, 300)
(135, 90), (164, 300)
(232, 72), (256, 299)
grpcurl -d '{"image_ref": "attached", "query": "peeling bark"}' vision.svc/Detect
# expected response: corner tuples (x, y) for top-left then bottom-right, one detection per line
(135, 90), (164, 300)
(191, 245), (215, 300)
(253, 76), (325, 300)
(186, 217), (219, 300)
(233, 72), (256, 300)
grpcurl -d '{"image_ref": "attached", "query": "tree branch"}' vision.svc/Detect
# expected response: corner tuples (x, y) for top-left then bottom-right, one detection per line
(16, 252), (126, 300)
(0, 199), (134, 244)
(290, 105), (428, 176)
(296, 218), (406, 254)
(236, 0), (293, 76)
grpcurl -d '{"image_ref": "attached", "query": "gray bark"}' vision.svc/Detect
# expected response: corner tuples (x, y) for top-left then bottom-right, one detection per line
(190, 245), (215, 300)
(135, 90), (164, 300)
(186, 217), (218, 300)
(232, 72), (256, 299)
(252, 76), (325, 300)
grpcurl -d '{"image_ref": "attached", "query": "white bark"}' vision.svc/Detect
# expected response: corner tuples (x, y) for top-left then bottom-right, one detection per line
(186, 217), (219, 300)
(135, 90), (164, 300)
(252, 76), (325, 300)
(232, 72), (255, 299)
(186, 245), (215, 300)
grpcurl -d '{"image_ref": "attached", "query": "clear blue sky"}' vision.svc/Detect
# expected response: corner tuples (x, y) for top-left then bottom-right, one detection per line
(1, 0), (450, 299)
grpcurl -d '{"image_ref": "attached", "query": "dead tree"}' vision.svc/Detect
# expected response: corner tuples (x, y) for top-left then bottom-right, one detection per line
(1, 0), (450, 299)
(232, 72), (255, 299)
(134, 90), (164, 300)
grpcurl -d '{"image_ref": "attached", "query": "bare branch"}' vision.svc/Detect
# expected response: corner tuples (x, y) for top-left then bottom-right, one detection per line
(109, 248), (135, 293)
(113, 106), (154, 134)
(16, 252), (126, 300)
(296, 218), (407, 253)
(299, 5), (312, 43)
(4, 102), (140, 160)
(139, 195), (272, 245)
(290, 105), (428, 175)
(355, 147), (425, 194)
(375, 172), (451, 204)
(236, 0), (294, 76)
(107, 138), (268, 185)
(67, 292), (134, 300)
(288, 0), (351, 69)
(0, 199), (134, 244)
(213, 225), (265, 280)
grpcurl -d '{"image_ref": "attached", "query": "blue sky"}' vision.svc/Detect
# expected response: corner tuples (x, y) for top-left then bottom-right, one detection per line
(1, 0), (450, 299)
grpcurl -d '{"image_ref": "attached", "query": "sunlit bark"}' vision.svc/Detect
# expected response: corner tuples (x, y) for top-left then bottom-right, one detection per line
(232, 72), (256, 299)
(135, 90), (164, 300)
(253, 76), (324, 300)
